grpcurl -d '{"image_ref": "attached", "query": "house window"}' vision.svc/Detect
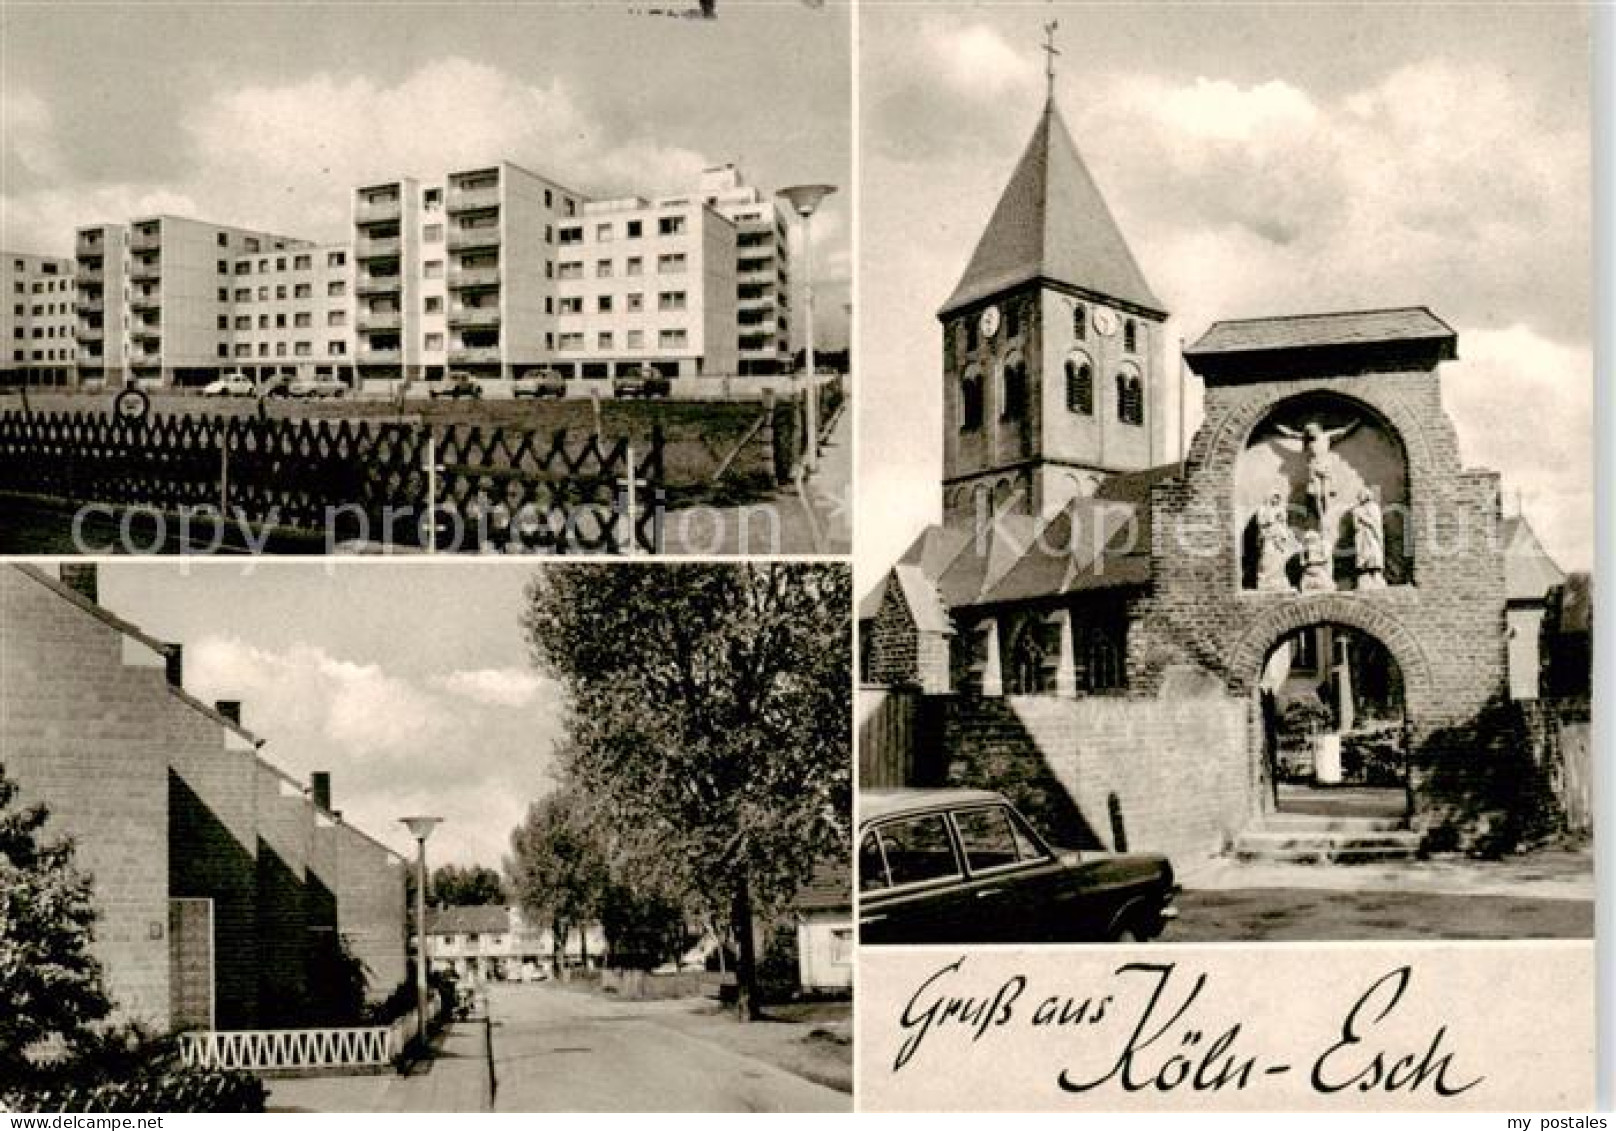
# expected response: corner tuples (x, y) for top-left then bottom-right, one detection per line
(657, 253), (686, 274)
(1073, 304), (1087, 340)
(423, 260), (443, 279)
(1065, 356), (1093, 415)
(626, 293), (643, 312)
(626, 257), (643, 276)
(294, 312), (312, 328)
(328, 251), (346, 267)
(558, 225), (583, 245)
(596, 223), (613, 242)
(658, 216), (685, 236)
(999, 360), (1027, 422)
(559, 297), (583, 315)
(558, 261), (583, 280)
(1116, 371), (1144, 426)
(626, 220), (642, 238)
(1124, 319), (1138, 353)
(598, 296), (613, 313)
(294, 254), (312, 270)
(329, 281), (346, 296)
(597, 260), (613, 278)
(558, 332), (584, 350)
(424, 296), (442, 314)
(328, 310), (346, 326)
(658, 291), (686, 312)
(1005, 300), (1020, 339)
(294, 341), (311, 357)
(425, 332), (444, 350)
(960, 371), (983, 431)
(424, 224), (443, 242)
(294, 283), (312, 298)
(626, 329), (644, 349)
(598, 331), (613, 350)
(329, 340), (346, 356)
(659, 328), (687, 348)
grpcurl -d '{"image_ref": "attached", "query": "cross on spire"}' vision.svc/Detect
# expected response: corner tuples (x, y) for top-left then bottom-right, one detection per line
(1042, 20), (1060, 101)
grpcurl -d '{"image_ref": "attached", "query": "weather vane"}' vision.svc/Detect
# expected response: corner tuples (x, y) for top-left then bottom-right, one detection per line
(1042, 20), (1060, 99)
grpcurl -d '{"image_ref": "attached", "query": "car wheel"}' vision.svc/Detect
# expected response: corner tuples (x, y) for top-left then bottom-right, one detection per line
(1110, 920), (1144, 944)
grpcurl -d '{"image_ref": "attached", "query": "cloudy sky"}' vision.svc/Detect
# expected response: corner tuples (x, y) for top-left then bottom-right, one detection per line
(100, 562), (563, 870)
(857, 4), (1592, 589)
(1, 1), (850, 345)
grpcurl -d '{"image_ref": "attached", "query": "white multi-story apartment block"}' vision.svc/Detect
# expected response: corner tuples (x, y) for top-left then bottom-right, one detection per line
(223, 243), (355, 382)
(2, 251), (77, 385)
(700, 164), (793, 375)
(553, 194), (738, 379)
(75, 216), (309, 388)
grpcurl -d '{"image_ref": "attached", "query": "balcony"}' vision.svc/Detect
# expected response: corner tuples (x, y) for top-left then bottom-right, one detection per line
(129, 229), (161, 253)
(354, 198), (401, 225)
(76, 232), (105, 256)
(130, 260), (161, 283)
(76, 298), (104, 315)
(356, 236), (401, 259)
(131, 324), (162, 340)
(447, 306), (500, 329)
(77, 266), (105, 285)
(130, 293), (161, 311)
(448, 345), (502, 365)
(77, 324), (104, 341)
(448, 266), (500, 289)
(447, 227), (501, 252)
(447, 187), (500, 213)
(358, 310), (402, 331)
(358, 347), (403, 365)
(356, 275), (402, 296)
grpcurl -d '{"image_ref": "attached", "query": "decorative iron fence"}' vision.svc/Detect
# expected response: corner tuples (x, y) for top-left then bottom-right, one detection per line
(0, 409), (663, 553)
(178, 1008), (426, 1073)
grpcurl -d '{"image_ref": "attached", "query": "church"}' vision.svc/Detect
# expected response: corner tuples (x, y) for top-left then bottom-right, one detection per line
(860, 77), (1583, 864)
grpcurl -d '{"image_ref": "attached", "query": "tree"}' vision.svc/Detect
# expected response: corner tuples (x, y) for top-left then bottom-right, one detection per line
(506, 786), (608, 977)
(0, 763), (112, 1077)
(521, 564), (850, 1020)
(430, 864), (507, 908)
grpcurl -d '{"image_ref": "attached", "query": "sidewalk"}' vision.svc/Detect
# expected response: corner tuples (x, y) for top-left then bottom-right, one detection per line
(264, 1022), (492, 1113)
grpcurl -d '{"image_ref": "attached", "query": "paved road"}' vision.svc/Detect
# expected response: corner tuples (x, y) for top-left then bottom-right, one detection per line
(487, 985), (848, 1112)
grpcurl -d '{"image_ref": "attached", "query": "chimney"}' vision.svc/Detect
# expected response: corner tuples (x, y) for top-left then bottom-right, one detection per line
(59, 563), (98, 604)
(163, 643), (183, 688)
(311, 772), (332, 813)
(215, 700), (241, 726)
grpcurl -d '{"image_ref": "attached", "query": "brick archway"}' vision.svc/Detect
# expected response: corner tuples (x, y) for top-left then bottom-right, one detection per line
(1227, 594), (1437, 720)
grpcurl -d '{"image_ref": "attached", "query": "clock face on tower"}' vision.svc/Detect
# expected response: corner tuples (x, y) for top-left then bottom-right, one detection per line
(979, 304), (1001, 339)
(1093, 308), (1118, 337)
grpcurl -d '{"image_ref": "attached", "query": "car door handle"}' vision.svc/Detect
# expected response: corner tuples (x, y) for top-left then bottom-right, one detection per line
(975, 888), (1003, 899)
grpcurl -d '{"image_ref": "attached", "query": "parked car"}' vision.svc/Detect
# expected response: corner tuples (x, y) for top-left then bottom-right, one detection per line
(858, 789), (1178, 945)
(612, 365), (671, 399)
(431, 371), (484, 400)
(201, 372), (256, 397)
(287, 373), (348, 399)
(512, 368), (567, 399)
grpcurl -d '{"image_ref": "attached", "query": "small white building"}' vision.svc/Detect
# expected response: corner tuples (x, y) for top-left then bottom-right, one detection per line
(425, 905), (606, 982)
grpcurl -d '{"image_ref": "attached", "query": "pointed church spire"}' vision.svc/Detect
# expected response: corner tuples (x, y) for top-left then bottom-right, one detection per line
(938, 65), (1165, 319)
(1042, 20), (1060, 104)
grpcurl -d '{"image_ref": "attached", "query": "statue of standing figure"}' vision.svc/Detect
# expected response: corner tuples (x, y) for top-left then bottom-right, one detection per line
(1353, 486), (1386, 589)
(1274, 419), (1361, 522)
(1298, 530), (1336, 592)
(1255, 486), (1298, 591)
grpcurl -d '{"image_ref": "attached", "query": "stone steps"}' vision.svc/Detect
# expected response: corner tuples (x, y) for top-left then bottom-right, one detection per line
(1233, 814), (1420, 864)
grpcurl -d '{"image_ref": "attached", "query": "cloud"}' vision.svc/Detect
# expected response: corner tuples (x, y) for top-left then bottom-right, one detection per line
(433, 667), (549, 709)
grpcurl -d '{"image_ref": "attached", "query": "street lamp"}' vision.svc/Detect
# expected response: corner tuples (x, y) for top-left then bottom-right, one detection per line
(400, 815), (441, 1047)
(776, 184), (837, 473)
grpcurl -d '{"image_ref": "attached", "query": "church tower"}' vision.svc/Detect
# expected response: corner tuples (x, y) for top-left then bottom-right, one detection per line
(939, 41), (1169, 521)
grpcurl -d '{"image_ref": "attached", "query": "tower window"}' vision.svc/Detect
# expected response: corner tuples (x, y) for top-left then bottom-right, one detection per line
(1005, 300), (1019, 339)
(1073, 304), (1087, 341)
(1065, 357), (1093, 415)
(960, 372), (984, 431)
(1117, 371), (1144, 426)
(964, 317), (978, 353)
(1000, 360), (1027, 422)
(1124, 319), (1138, 353)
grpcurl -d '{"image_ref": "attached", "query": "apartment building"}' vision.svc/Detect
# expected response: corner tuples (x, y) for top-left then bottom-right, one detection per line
(701, 164), (793, 375)
(76, 216), (310, 388)
(554, 194), (738, 379)
(2, 250), (77, 385)
(352, 160), (583, 384)
(0, 563), (408, 1032)
(224, 242), (355, 383)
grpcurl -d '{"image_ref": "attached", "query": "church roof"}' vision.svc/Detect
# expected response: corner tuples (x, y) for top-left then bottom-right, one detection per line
(1501, 516), (1566, 603)
(939, 100), (1165, 319)
(1187, 307), (1457, 357)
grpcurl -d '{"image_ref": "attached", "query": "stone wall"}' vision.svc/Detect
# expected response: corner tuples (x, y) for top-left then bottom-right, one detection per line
(943, 693), (1254, 864)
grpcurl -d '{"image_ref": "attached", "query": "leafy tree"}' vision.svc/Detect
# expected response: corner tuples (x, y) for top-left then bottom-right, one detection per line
(521, 563), (850, 1019)
(506, 786), (608, 976)
(430, 864), (507, 908)
(0, 763), (112, 1077)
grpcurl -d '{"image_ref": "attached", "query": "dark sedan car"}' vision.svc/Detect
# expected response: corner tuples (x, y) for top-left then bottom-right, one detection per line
(859, 789), (1178, 945)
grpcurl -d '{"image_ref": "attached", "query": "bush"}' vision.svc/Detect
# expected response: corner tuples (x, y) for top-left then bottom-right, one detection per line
(1, 1068), (265, 1114)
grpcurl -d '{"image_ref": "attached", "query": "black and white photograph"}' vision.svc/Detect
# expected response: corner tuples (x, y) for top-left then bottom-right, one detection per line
(854, 2), (1597, 1111)
(1, 560), (852, 1112)
(0, 4), (851, 556)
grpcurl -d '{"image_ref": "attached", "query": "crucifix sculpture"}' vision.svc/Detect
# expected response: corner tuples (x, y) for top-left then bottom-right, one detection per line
(1042, 21), (1061, 99)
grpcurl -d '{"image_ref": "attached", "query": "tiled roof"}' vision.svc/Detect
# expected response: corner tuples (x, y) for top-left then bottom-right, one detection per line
(1186, 307), (1456, 357)
(427, 905), (512, 936)
(940, 101), (1164, 318)
(793, 860), (849, 912)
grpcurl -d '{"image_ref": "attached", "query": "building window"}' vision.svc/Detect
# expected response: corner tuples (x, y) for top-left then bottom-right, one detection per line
(294, 312), (312, 328)
(626, 257), (643, 276)
(626, 329), (644, 349)
(1116, 371), (1144, 426)
(598, 295), (613, 313)
(1065, 356), (1093, 415)
(999, 360), (1027, 422)
(424, 260), (443, 279)
(328, 310), (346, 326)
(659, 328), (688, 348)
(330, 340), (346, 356)
(558, 225), (583, 245)
(235, 262), (251, 276)
(1124, 319), (1137, 353)
(964, 316), (978, 353)
(544, 189), (553, 208)
(294, 341), (311, 357)
(626, 220), (642, 239)
(257, 343), (269, 357)
(557, 261), (583, 280)
(275, 285), (287, 300)
(424, 188), (442, 208)
(658, 291), (687, 312)
(275, 313), (287, 329)
(559, 297), (583, 315)
(217, 314), (229, 330)
(216, 259), (227, 275)
(257, 286), (269, 301)
(235, 316), (251, 330)
(294, 283), (312, 298)
(598, 331), (613, 350)
(1073, 304), (1087, 341)
(558, 332), (584, 350)
(276, 257), (286, 271)
(329, 281), (346, 297)
(1084, 625), (1125, 692)
(424, 296), (442, 314)
(425, 332), (443, 350)
(657, 253), (687, 274)
(424, 224), (443, 242)
(596, 260), (613, 278)
(258, 314), (270, 330)
(658, 216), (686, 236)
(328, 251), (346, 267)
(234, 288), (251, 302)
(295, 254), (312, 270)
(258, 258), (269, 273)
(960, 371), (984, 431)
(596, 223), (613, 242)
(217, 232), (229, 247)
(626, 293), (643, 312)
(1005, 300), (1020, 339)
(234, 343), (250, 358)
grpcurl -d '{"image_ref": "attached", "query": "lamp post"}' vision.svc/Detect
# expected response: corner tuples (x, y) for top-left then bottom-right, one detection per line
(776, 184), (837, 473)
(400, 815), (441, 1047)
